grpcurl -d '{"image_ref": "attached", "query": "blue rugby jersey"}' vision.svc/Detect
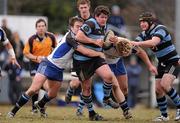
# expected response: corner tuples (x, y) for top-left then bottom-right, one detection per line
(73, 18), (106, 61)
(47, 31), (78, 70)
(135, 24), (180, 62)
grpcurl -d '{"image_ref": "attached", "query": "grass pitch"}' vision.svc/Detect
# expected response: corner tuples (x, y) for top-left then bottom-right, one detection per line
(0, 104), (178, 123)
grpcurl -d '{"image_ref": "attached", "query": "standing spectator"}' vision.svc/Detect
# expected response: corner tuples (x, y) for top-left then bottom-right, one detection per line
(107, 5), (130, 38)
(3, 31), (24, 105)
(3, 56), (22, 105)
(11, 32), (24, 67)
(1, 19), (12, 41)
(126, 56), (142, 108)
(23, 18), (57, 115)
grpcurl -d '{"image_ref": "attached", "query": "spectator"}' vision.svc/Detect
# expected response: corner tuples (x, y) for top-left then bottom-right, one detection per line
(2, 31), (24, 105)
(1, 19), (12, 40)
(107, 5), (130, 38)
(3, 56), (22, 105)
(11, 32), (24, 67)
(126, 56), (142, 108)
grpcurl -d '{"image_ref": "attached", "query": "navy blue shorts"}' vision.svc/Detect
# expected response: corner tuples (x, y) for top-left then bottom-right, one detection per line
(37, 60), (64, 81)
(109, 58), (127, 76)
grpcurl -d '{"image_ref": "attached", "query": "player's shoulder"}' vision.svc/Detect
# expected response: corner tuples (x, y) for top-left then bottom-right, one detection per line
(46, 32), (56, 41)
(46, 32), (55, 37)
(154, 24), (167, 31)
(28, 34), (37, 41)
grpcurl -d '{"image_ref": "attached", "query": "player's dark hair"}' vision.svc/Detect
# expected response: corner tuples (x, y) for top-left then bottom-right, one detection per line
(69, 16), (84, 27)
(94, 5), (110, 17)
(35, 18), (47, 27)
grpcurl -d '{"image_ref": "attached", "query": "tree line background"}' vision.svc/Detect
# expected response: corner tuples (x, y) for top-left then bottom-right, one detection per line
(1, 0), (175, 36)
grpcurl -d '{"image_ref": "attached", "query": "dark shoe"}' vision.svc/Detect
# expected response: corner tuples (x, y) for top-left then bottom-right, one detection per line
(34, 101), (48, 118)
(123, 110), (132, 119)
(89, 113), (103, 121)
(103, 98), (119, 109)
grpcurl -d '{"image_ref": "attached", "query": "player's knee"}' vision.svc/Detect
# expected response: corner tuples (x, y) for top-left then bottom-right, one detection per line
(155, 86), (164, 96)
(160, 81), (170, 92)
(103, 74), (114, 83)
(121, 88), (128, 95)
(70, 80), (80, 88)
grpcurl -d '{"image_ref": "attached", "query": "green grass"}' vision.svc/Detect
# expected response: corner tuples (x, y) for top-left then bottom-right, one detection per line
(0, 105), (178, 123)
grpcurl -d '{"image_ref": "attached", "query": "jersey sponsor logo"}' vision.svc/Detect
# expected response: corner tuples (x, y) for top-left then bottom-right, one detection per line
(161, 62), (166, 67)
(83, 25), (90, 33)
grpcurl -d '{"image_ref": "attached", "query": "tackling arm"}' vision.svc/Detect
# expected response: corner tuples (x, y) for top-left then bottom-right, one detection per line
(135, 47), (157, 75)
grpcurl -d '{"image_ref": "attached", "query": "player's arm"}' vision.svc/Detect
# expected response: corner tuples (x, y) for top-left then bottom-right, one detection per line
(23, 38), (44, 63)
(131, 36), (161, 48)
(23, 42), (37, 61)
(76, 45), (105, 58)
(1, 29), (20, 68)
(134, 46), (157, 75)
(75, 22), (103, 47)
(67, 38), (104, 58)
(4, 42), (21, 68)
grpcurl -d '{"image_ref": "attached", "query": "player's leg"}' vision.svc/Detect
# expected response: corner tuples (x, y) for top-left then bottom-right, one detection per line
(96, 64), (132, 119)
(76, 92), (85, 116)
(31, 76), (39, 114)
(34, 60), (64, 117)
(7, 73), (47, 118)
(153, 79), (169, 121)
(110, 58), (128, 101)
(65, 78), (81, 103)
(81, 79), (103, 121)
(73, 58), (103, 121)
(162, 73), (180, 121)
(35, 79), (61, 117)
(29, 63), (40, 114)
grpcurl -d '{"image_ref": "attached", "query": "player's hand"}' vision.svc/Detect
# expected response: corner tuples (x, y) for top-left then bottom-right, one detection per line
(148, 65), (158, 75)
(98, 52), (105, 59)
(94, 39), (103, 47)
(37, 56), (45, 63)
(11, 58), (21, 69)
(109, 36), (118, 43)
(131, 41), (140, 46)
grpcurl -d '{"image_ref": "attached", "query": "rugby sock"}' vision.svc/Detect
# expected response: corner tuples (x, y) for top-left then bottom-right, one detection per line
(157, 96), (168, 117)
(38, 93), (52, 108)
(66, 86), (75, 98)
(119, 100), (129, 112)
(103, 81), (112, 100)
(11, 93), (30, 114)
(32, 94), (38, 110)
(166, 88), (180, 109)
(125, 95), (128, 101)
(81, 94), (95, 116)
(77, 93), (85, 112)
